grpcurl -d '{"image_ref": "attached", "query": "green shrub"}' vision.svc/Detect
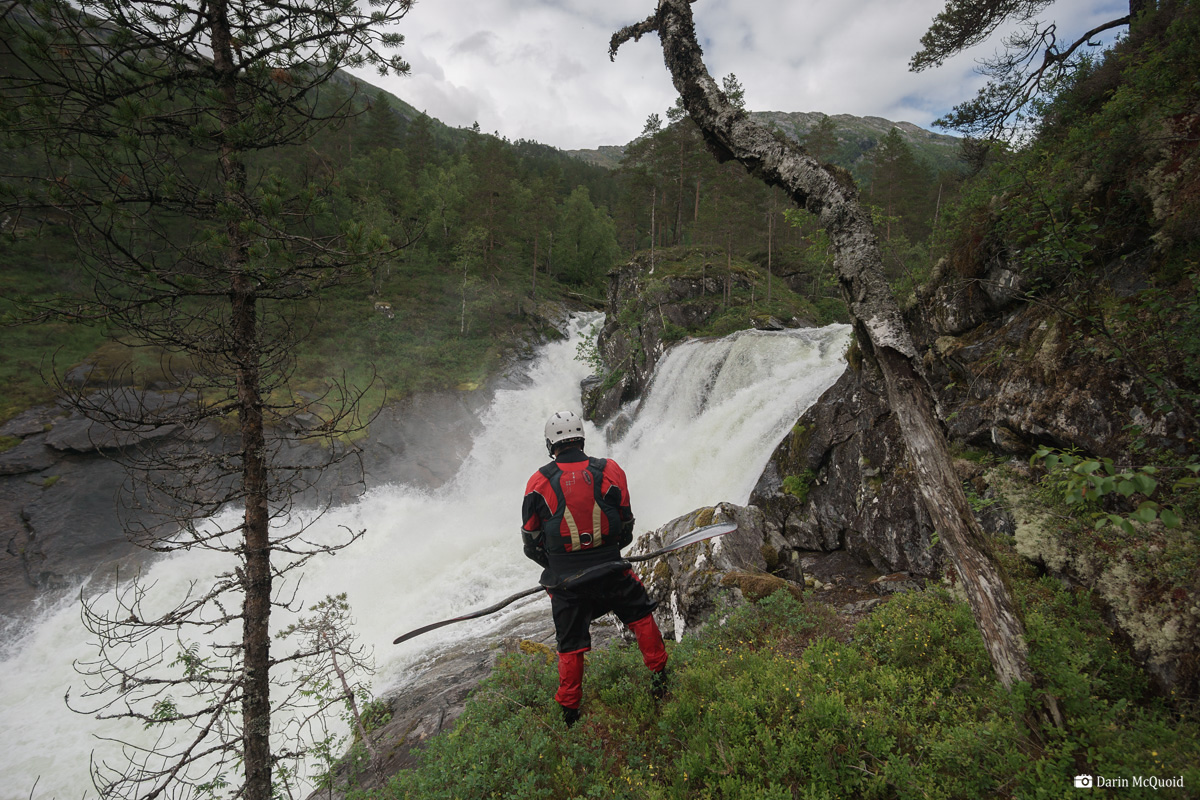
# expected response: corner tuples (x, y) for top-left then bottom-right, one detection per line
(781, 469), (816, 504)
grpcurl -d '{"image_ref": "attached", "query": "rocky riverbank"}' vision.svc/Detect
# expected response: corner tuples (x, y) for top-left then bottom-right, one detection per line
(0, 352), (545, 620)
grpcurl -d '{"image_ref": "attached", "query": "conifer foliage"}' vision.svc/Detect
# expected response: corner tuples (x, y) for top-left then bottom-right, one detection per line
(911, 0), (1149, 138)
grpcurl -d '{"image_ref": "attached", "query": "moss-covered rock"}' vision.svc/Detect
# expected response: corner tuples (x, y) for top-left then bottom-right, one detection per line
(583, 246), (823, 426)
(633, 502), (804, 641)
(993, 467), (1200, 693)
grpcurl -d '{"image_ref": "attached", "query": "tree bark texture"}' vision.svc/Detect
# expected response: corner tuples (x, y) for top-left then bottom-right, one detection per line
(212, 2), (274, 797)
(612, 0), (1061, 730)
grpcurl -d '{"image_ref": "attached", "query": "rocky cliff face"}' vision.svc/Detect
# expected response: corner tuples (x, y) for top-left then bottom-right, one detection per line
(586, 250), (1197, 693)
(749, 361), (939, 579)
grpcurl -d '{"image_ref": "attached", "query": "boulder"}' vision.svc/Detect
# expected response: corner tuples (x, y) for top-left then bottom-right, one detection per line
(634, 502), (804, 641)
(0, 435), (58, 476)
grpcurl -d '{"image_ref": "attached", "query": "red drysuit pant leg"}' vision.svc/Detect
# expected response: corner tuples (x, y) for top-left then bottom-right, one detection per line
(555, 649), (586, 709)
(628, 613), (668, 673)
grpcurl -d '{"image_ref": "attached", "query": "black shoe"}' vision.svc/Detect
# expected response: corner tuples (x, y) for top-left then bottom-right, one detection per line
(651, 667), (669, 701)
(560, 704), (581, 728)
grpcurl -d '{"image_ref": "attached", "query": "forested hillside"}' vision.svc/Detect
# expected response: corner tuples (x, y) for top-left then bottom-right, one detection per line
(2, 57), (958, 426)
(0, 74), (623, 422)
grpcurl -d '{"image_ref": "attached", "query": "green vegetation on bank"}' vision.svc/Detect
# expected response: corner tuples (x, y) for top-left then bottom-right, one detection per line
(351, 540), (1198, 799)
(929, 3), (1200, 446)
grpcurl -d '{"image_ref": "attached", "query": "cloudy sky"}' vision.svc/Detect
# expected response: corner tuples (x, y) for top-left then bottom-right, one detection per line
(355, 0), (1128, 151)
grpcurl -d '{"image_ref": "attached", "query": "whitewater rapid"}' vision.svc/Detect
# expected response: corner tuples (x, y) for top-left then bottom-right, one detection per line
(0, 314), (850, 799)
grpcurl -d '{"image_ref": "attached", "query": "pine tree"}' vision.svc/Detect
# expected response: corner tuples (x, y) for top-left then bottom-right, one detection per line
(803, 114), (839, 162)
(0, 1), (414, 798)
(910, 0), (1150, 138)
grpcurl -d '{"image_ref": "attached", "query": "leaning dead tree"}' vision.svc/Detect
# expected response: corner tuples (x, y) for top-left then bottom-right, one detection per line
(611, 0), (1063, 732)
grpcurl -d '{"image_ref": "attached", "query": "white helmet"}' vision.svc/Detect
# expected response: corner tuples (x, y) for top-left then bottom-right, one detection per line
(544, 410), (585, 455)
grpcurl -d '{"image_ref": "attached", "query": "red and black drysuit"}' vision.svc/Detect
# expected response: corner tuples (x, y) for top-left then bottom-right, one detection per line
(521, 445), (667, 711)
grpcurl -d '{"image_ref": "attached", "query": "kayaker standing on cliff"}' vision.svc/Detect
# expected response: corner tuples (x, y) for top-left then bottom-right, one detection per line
(520, 410), (669, 727)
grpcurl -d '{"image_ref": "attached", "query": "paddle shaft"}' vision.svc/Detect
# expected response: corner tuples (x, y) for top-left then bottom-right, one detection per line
(391, 523), (736, 645)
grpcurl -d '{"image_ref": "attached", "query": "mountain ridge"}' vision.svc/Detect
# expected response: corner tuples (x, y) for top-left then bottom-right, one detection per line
(567, 110), (961, 175)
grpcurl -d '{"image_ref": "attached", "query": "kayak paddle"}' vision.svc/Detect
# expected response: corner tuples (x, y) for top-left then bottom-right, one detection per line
(391, 521), (737, 645)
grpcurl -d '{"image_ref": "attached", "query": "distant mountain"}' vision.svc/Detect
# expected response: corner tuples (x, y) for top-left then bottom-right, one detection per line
(568, 111), (962, 178)
(565, 145), (628, 171)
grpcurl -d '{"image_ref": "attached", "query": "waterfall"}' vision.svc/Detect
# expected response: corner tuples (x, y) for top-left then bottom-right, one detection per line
(0, 315), (849, 799)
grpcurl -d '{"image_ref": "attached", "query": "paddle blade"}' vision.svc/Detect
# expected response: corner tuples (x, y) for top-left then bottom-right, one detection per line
(663, 520), (737, 550)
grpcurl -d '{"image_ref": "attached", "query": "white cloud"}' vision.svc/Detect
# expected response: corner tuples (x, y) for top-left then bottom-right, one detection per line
(355, 0), (1133, 150)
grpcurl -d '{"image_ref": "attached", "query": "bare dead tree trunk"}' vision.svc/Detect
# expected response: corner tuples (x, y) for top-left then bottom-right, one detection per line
(611, 0), (1062, 733)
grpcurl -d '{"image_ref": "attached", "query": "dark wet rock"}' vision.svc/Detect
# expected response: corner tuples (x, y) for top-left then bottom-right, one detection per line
(800, 549), (882, 589)
(750, 362), (940, 578)
(0, 435), (58, 476)
(45, 413), (180, 453)
(0, 407), (59, 439)
(0, 453), (151, 613)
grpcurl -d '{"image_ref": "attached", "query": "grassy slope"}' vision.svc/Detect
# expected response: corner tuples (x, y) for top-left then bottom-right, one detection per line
(353, 528), (1198, 799)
